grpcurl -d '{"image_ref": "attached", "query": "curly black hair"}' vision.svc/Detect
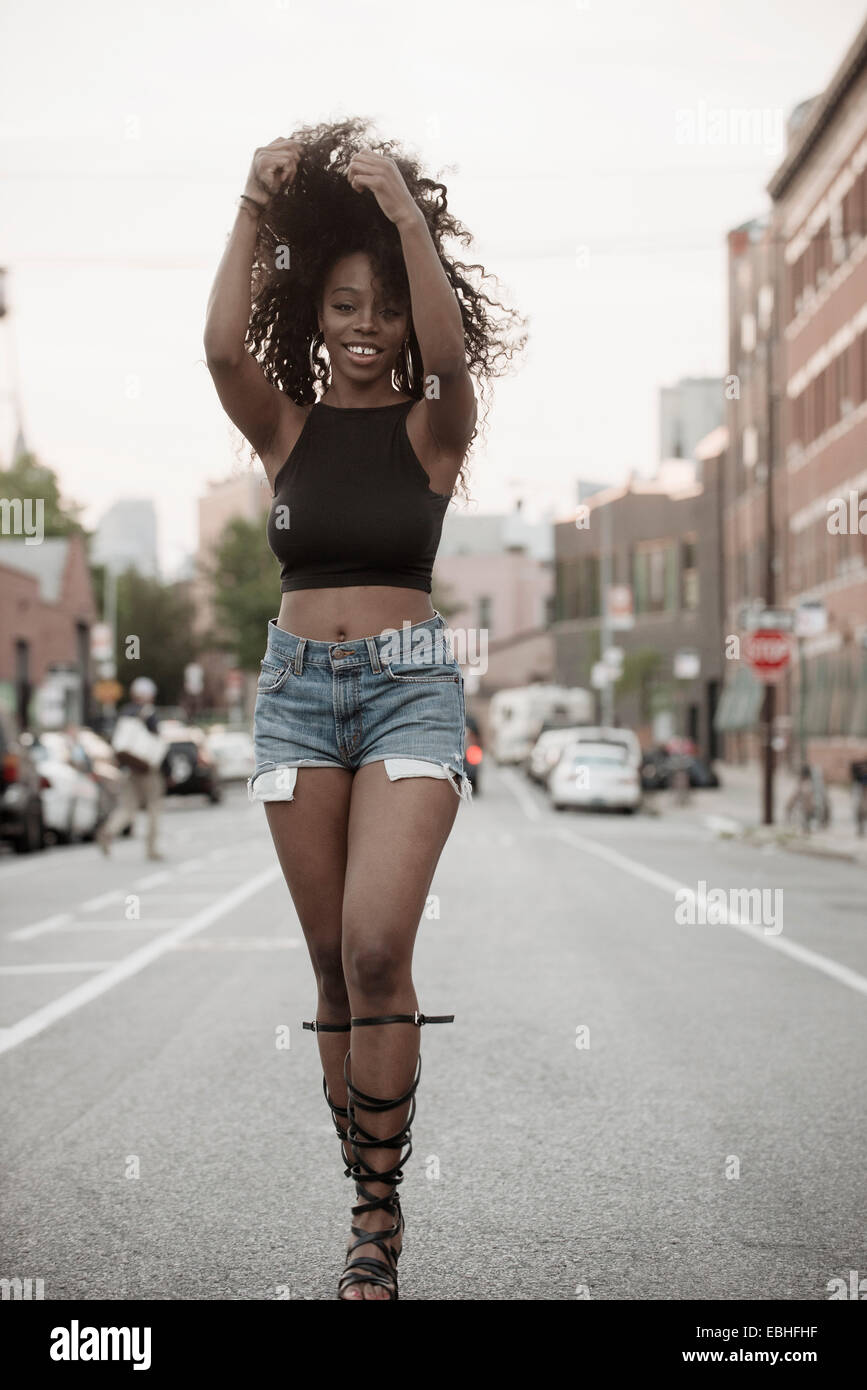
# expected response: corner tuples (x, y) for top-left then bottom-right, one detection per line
(245, 117), (527, 500)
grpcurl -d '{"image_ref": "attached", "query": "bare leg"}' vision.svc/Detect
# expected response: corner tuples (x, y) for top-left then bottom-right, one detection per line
(264, 768), (355, 1161)
(339, 760), (460, 1299)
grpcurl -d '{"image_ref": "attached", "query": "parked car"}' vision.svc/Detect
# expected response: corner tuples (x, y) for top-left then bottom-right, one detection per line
(464, 713), (483, 795)
(640, 746), (721, 791)
(28, 731), (102, 843)
(159, 721), (222, 802)
(207, 728), (255, 783)
(528, 727), (589, 784)
(558, 725), (642, 768)
(0, 710), (45, 854)
(549, 740), (642, 813)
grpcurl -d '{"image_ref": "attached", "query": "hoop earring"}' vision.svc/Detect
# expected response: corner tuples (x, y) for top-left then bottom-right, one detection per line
(309, 331), (329, 381)
(401, 336), (416, 394)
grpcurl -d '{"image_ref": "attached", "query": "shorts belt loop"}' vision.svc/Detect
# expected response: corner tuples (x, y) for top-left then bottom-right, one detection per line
(366, 636), (382, 673)
(294, 638), (306, 676)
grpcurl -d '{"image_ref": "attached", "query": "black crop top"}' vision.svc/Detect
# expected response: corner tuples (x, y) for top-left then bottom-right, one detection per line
(266, 399), (452, 593)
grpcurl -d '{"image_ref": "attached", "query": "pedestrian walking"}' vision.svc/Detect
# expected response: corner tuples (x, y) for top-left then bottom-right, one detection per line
(97, 676), (166, 861)
(204, 119), (524, 1299)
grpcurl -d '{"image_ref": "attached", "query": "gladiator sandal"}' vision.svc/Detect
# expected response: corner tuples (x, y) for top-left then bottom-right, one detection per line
(302, 1019), (353, 1169)
(338, 1010), (454, 1302)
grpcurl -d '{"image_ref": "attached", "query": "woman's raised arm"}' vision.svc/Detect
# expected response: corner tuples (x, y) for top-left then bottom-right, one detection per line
(204, 139), (304, 461)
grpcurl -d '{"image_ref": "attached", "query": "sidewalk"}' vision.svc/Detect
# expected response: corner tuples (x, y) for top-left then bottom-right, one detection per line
(652, 761), (867, 866)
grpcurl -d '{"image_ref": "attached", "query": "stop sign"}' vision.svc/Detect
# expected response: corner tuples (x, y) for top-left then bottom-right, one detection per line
(742, 628), (792, 683)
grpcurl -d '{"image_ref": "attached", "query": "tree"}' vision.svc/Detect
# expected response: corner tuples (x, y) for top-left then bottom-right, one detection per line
(0, 450), (87, 537)
(615, 647), (663, 724)
(208, 517), (278, 671)
(115, 568), (198, 705)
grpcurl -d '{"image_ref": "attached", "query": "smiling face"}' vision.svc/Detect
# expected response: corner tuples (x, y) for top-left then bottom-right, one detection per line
(317, 251), (410, 391)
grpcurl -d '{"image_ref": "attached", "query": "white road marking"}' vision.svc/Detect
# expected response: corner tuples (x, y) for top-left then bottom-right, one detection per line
(8, 913), (73, 942)
(0, 864), (283, 1055)
(52, 918), (189, 932)
(0, 845), (80, 880)
(132, 870), (173, 890)
(551, 823), (867, 999)
(0, 962), (114, 975)
(79, 890), (124, 912)
(170, 937), (301, 951)
(500, 769), (867, 1000)
(498, 767), (542, 821)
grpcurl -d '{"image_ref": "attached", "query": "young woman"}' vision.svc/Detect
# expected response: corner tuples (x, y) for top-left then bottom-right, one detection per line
(204, 119), (524, 1300)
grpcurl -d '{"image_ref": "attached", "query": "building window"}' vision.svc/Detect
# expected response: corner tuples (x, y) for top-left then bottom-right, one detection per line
(757, 284), (774, 333)
(633, 541), (677, 614)
(682, 538), (699, 609)
(742, 425), (758, 467)
(740, 312), (756, 353)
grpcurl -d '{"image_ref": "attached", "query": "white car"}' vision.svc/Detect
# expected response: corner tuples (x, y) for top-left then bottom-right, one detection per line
(548, 740), (642, 813)
(558, 725), (642, 768)
(207, 729), (255, 782)
(29, 731), (102, 842)
(528, 728), (589, 784)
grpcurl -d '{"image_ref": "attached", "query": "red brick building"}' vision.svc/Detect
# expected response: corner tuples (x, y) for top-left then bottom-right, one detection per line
(0, 533), (98, 730)
(769, 15), (867, 780)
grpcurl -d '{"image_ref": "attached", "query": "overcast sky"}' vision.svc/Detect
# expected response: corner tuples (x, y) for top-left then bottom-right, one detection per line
(1, 0), (864, 574)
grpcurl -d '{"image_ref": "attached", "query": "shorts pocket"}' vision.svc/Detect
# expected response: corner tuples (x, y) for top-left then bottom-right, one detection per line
(257, 657), (293, 694)
(384, 656), (460, 684)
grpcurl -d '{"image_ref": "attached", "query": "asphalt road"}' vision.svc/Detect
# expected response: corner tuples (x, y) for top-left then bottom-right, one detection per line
(1, 767), (865, 1301)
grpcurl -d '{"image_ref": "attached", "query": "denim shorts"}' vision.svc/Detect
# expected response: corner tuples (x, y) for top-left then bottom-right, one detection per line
(247, 611), (472, 804)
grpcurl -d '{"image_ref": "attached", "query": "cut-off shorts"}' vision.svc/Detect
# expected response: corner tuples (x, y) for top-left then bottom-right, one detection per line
(247, 611), (472, 805)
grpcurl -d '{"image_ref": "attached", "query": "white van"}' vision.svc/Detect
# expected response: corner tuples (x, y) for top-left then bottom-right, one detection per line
(489, 685), (594, 765)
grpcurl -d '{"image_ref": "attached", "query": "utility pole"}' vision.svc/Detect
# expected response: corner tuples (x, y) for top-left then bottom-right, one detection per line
(600, 501), (614, 726)
(761, 232), (780, 826)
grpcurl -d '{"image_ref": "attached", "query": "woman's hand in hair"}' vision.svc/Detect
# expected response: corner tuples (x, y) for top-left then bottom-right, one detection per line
(345, 150), (421, 229)
(244, 138), (303, 208)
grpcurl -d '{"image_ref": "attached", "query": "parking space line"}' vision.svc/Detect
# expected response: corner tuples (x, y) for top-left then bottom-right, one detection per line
(0, 864), (283, 1055)
(79, 890), (125, 912)
(0, 962), (115, 975)
(52, 919), (189, 932)
(8, 913), (73, 943)
(499, 766), (867, 1001)
(132, 870), (173, 890)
